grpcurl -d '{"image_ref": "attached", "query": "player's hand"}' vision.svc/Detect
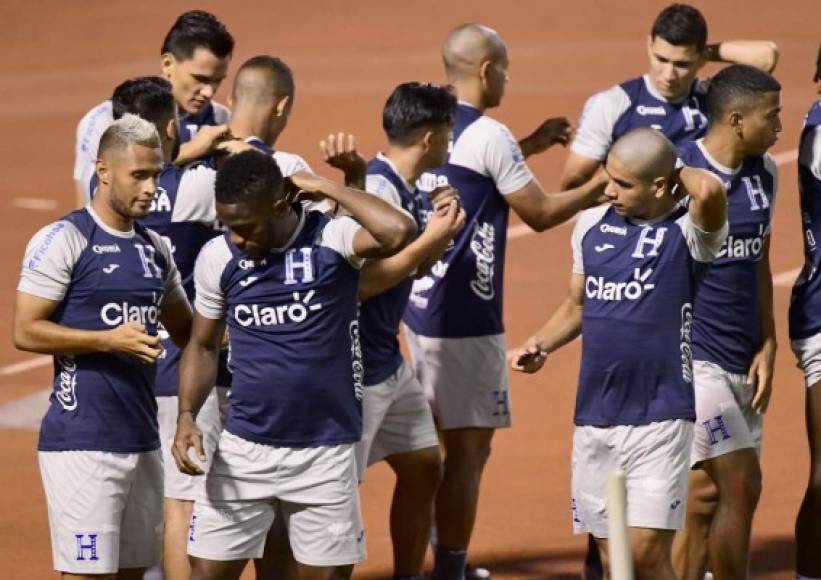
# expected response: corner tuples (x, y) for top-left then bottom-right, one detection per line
(748, 338), (776, 414)
(172, 411), (206, 475)
(285, 171), (328, 203)
(176, 124), (232, 164)
(214, 138), (255, 156)
(520, 117), (574, 158)
(423, 198), (466, 244)
(320, 132), (367, 188)
(589, 169), (610, 205)
(428, 185), (461, 211)
(106, 322), (163, 364)
(509, 340), (548, 373)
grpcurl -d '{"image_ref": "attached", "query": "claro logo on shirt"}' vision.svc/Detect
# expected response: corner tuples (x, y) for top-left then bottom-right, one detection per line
(717, 225), (766, 260)
(100, 292), (162, 326)
(585, 267), (655, 301)
(233, 290), (322, 327)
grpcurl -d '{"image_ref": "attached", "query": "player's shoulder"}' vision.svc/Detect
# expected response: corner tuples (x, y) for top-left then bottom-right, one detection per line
(272, 150), (311, 177)
(581, 82), (633, 117)
(574, 205), (611, 239)
(211, 100), (231, 124)
(456, 114), (519, 156)
(676, 139), (701, 162)
(79, 99), (113, 124)
(806, 100), (821, 127)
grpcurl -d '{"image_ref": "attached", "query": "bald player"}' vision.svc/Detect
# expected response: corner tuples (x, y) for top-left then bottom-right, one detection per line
(560, 3), (778, 190)
(511, 128), (728, 579)
(402, 23), (605, 580)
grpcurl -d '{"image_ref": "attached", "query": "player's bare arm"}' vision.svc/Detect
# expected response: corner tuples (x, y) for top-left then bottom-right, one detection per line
(159, 297), (193, 351)
(173, 311), (225, 475)
(559, 151), (603, 190)
(677, 166), (728, 232)
(749, 236), (776, 414)
(359, 196), (466, 301)
(174, 123), (231, 166)
(706, 40), (779, 73)
(506, 170), (608, 232)
(320, 132), (368, 189)
(510, 273), (584, 373)
(519, 117), (574, 159)
(289, 171), (416, 258)
(13, 292), (162, 364)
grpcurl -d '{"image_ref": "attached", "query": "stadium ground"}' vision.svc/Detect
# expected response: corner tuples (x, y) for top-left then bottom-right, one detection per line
(0, 0), (817, 577)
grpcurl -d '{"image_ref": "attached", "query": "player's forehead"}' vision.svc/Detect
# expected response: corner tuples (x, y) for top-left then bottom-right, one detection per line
(649, 36), (701, 63)
(108, 143), (163, 169)
(215, 198), (267, 226)
(175, 46), (230, 74)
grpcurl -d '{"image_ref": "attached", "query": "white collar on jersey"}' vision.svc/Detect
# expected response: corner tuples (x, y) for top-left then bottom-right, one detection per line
(85, 205), (135, 238)
(267, 204), (307, 254)
(376, 152), (414, 193)
(642, 74), (696, 105)
(695, 139), (742, 175)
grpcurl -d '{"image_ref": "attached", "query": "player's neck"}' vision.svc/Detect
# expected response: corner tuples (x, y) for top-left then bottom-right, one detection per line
(90, 193), (133, 233)
(383, 147), (425, 184)
(451, 81), (485, 113)
(229, 109), (272, 145)
(702, 130), (746, 171)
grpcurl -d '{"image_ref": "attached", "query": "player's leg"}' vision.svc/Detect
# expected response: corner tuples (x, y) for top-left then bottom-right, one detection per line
(701, 448), (761, 579)
(295, 563), (354, 580)
(595, 529), (677, 580)
(190, 558), (249, 580)
(582, 534), (604, 580)
(253, 509), (299, 580)
(672, 467), (717, 580)
(385, 446), (441, 575)
(797, 378), (821, 577)
(157, 391), (222, 580)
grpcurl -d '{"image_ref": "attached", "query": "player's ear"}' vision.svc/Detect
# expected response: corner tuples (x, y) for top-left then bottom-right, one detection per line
(652, 176), (668, 199)
(165, 118), (177, 142)
(421, 130), (434, 152)
(96, 159), (111, 186)
(479, 60), (491, 86)
(160, 53), (175, 79)
(275, 95), (291, 118)
(729, 110), (744, 137)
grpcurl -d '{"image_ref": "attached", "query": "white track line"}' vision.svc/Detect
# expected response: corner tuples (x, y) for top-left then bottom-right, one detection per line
(0, 355), (50, 376)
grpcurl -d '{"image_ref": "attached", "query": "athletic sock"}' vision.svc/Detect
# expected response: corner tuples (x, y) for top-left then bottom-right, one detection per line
(432, 546), (467, 580)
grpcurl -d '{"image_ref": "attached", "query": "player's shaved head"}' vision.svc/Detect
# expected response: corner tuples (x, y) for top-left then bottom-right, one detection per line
(442, 23), (507, 79)
(608, 128), (677, 182)
(232, 55), (294, 105)
(98, 114), (161, 159)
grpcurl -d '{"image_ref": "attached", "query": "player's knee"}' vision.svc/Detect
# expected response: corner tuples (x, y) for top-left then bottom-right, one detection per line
(395, 448), (442, 491)
(631, 535), (671, 577)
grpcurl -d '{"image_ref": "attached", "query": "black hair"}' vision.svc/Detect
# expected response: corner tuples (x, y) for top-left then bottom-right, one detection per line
(651, 4), (708, 51)
(238, 55), (295, 98)
(707, 64), (782, 118)
(111, 76), (175, 128)
(382, 82), (457, 146)
(161, 10), (234, 60)
(215, 150), (284, 204)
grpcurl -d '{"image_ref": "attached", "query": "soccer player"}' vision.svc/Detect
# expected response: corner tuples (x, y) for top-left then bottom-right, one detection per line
(402, 23), (607, 580)
(74, 10), (234, 203)
(13, 114), (192, 579)
(171, 150), (416, 580)
(323, 82), (465, 580)
(560, 2), (779, 190)
(101, 76), (238, 580)
(672, 64), (781, 580)
(791, 44), (821, 580)
(510, 127), (728, 579)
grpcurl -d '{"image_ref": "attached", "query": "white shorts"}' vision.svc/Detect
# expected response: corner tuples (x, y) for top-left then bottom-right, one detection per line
(188, 431), (365, 566)
(690, 360), (763, 465)
(571, 420), (692, 539)
(792, 333), (821, 388)
(404, 326), (511, 430)
(356, 361), (439, 480)
(39, 450), (163, 574)
(157, 390), (222, 500)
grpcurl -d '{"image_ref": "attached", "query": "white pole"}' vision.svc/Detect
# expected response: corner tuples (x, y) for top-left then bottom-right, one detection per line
(606, 470), (634, 580)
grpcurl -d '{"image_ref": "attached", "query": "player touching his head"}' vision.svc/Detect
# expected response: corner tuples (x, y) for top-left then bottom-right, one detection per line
(323, 82), (465, 580)
(672, 64), (781, 580)
(14, 114), (192, 579)
(787, 46), (821, 580)
(560, 2), (779, 190)
(172, 150), (416, 580)
(74, 10), (234, 204)
(511, 127), (728, 580)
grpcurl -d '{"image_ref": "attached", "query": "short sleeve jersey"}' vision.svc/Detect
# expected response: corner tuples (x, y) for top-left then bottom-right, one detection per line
(678, 140), (777, 373)
(193, 207), (365, 446)
(403, 102), (533, 338)
(74, 99), (231, 200)
(359, 154), (423, 385)
(18, 207), (185, 452)
(790, 101), (821, 340)
(571, 202), (727, 426)
(571, 75), (710, 162)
